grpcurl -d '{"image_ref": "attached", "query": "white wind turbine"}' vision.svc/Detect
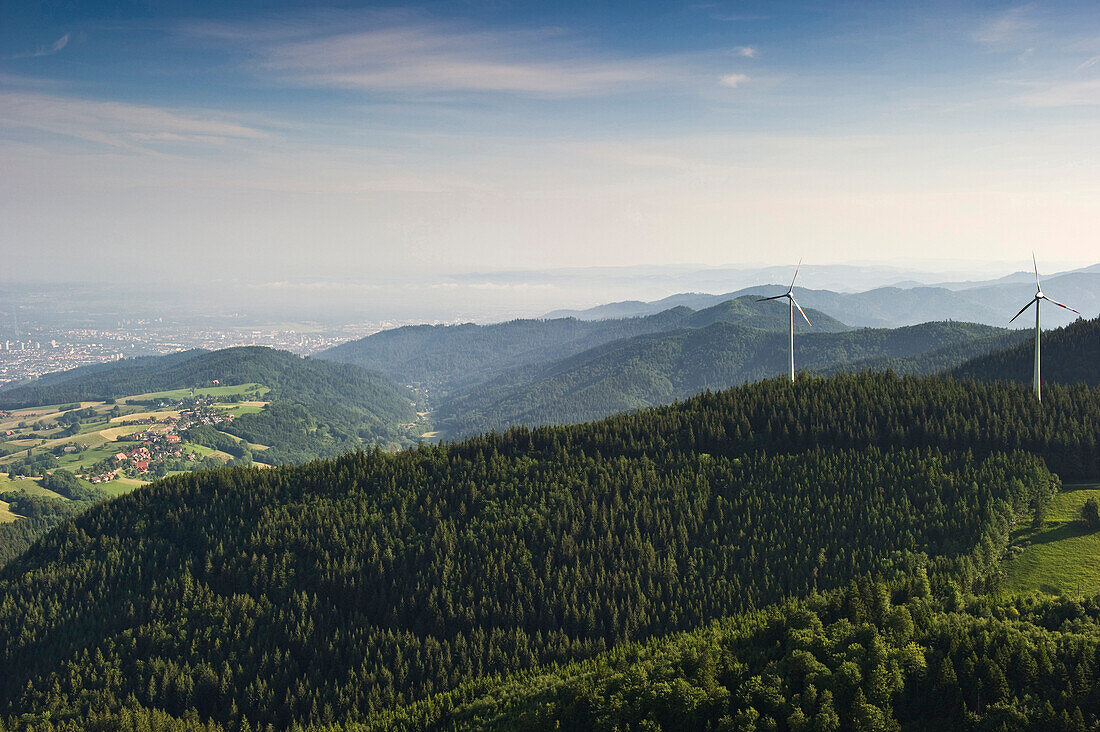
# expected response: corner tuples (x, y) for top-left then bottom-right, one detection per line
(757, 258), (812, 382)
(1009, 254), (1080, 402)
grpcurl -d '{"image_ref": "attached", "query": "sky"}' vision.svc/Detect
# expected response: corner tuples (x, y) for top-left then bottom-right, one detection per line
(1, 0), (1099, 288)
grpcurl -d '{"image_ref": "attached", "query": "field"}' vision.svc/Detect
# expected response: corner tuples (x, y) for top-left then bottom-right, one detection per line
(0, 472), (66, 499)
(0, 382), (270, 480)
(121, 383), (269, 404)
(0, 501), (19, 523)
(1003, 485), (1100, 597)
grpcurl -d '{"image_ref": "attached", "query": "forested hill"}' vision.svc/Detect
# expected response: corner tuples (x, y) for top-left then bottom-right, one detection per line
(435, 320), (1026, 438)
(317, 296), (847, 392)
(950, 315), (1100, 387)
(355, 586), (1100, 731)
(0, 347), (417, 461)
(0, 373), (1095, 729)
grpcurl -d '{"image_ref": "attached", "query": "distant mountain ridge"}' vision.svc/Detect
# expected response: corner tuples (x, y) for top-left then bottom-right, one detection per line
(317, 295), (848, 393)
(544, 271), (1100, 330)
(434, 320), (1026, 437)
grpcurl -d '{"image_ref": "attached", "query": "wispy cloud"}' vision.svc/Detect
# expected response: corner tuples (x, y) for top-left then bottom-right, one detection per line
(1077, 55), (1100, 71)
(7, 33), (70, 59)
(719, 73), (749, 88)
(193, 18), (687, 96)
(733, 45), (757, 58)
(35, 33), (70, 57)
(0, 91), (270, 152)
(1017, 79), (1100, 107)
(973, 6), (1030, 46)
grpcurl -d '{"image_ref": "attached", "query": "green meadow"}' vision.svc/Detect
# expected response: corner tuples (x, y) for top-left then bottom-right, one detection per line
(122, 383), (269, 403)
(1004, 485), (1100, 597)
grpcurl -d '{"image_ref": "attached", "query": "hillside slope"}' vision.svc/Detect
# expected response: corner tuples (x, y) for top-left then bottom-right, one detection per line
(317, 297), (847, 392)
(1, 374), (1095, 729)
(436, 321), (1023, 437)
(950, 316), (1099, 387)
(0, 347), (417, 462)
(354, 587), (1100, 731)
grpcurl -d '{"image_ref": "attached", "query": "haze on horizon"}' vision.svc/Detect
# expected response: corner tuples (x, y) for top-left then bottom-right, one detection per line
(2, 0), (1099, 287)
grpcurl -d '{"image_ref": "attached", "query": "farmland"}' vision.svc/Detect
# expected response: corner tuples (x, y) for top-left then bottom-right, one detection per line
(0, 382), (271, 488)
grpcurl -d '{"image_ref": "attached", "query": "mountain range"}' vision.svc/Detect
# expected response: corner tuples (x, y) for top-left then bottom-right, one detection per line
(318, 296), (849, 394)
(544, 267), (1100, 330)
(433, 320), (1029, 437)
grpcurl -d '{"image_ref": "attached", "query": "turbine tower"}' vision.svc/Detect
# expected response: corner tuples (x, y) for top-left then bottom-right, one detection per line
(757, 258), (812, 382)
(1009, 254), (1080, 402)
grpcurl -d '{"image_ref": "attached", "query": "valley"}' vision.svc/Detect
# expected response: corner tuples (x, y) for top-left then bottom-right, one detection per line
(5, 0), (1099, 726)
(0, 372), (1096, 729)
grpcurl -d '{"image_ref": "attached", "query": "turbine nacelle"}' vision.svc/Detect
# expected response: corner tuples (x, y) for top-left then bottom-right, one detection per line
(755, 258), (813, 326)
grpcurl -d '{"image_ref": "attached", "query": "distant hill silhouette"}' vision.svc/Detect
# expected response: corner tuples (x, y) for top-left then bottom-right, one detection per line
(436, 320), (1021, 437)
(545, 272), (1100, 330)
(318, 296), (848, 392)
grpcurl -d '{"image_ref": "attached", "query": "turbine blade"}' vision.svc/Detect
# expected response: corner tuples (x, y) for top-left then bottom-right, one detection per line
(1044, 296), (1081, 314)
(1009, 298), (1036, 323)
(756, 294), (787, 302)
(1033, 252), (1040, 290)
(792, 297), (812, 326)
(789, 257), (802, 292)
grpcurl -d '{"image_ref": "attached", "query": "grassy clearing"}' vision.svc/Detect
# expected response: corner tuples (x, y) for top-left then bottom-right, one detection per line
(1004, 485), (1100, 597)
(110, 410), (181, 424)
(0, 501), (21, 523)
(122, 383), (268, 404)
(214, 429), (268, 451)
(218, 403), (266, 417)
(0, 473), (67, 500)
(100, 478), (145, 496)
(97, 424), (150, 441)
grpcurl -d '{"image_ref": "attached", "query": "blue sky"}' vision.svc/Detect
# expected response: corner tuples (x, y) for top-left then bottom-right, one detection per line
(2, 1), (1098, 284)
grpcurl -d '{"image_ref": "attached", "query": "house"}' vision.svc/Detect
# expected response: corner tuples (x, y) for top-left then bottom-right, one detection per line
(114, 452), (128, 462)
(133, 460), (149, 472)
(166, 434), (181, 444)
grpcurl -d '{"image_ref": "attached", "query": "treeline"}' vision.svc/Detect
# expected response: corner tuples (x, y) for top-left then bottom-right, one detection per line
(353, 582), (1100, 731)
(521, 372), (1098, 480)
(951, 316), (1099, 387)
(0, 470), (107, 566)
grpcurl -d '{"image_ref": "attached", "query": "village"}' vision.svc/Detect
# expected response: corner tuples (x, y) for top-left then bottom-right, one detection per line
(85, 398), (237, 483)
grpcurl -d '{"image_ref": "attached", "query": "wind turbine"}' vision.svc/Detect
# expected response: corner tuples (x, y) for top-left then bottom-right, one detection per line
(1009, 254), (1080, 402)
(757, 258), (812, 382)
